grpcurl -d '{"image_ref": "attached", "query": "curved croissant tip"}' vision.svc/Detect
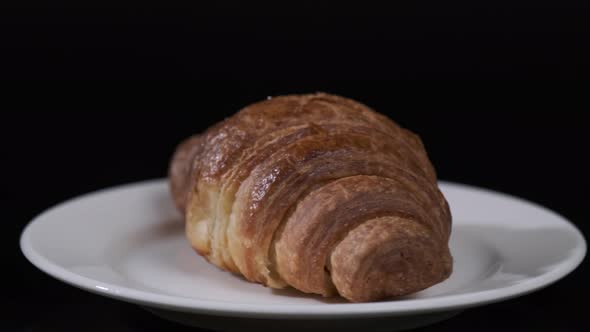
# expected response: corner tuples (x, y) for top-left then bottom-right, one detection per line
(329, 216), (452, 302)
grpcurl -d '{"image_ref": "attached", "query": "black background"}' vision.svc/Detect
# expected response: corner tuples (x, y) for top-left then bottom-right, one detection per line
(2, 1), (590, 79)
(4, 1), (590, 331)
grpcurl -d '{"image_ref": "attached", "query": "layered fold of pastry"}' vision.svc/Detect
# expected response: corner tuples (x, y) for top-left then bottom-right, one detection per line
(169, 93), (452, 302)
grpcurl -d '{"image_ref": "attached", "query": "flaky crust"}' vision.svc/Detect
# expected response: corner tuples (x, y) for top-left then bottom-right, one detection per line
(169, 93), (452, 302)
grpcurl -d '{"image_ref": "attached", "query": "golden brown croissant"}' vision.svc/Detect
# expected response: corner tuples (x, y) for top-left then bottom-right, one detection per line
(169, 93), (452, 302)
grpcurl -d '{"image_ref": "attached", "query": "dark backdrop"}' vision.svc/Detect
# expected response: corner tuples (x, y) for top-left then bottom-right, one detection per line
(3, 1), (590, 332)
(2, 1), (590, 79)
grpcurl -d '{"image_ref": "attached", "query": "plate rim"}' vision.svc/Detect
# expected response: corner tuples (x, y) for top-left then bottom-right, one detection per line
(20, 179), (587, 319)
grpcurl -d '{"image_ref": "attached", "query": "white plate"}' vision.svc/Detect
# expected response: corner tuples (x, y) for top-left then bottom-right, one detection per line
(21, 180), (586, 331)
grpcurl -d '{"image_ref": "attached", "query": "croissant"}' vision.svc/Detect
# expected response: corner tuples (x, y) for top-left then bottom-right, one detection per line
(169, 93), (452, 302)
